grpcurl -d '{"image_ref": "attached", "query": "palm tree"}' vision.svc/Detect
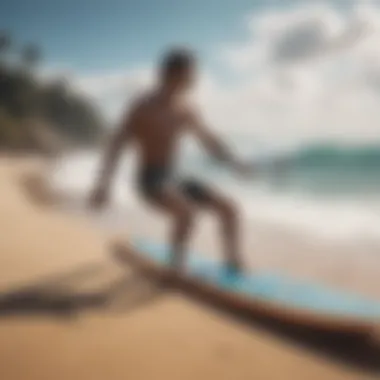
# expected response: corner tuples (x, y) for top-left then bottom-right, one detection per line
(0, 31), (10, 52)
(0, 31), (11, 64)
(21, 43), (41, 69)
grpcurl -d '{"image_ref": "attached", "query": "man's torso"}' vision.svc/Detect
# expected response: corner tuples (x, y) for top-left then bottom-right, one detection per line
(131, 92), (190, 170)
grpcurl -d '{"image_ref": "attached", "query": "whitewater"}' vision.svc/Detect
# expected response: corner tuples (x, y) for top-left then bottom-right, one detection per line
(49, 144), (380, 245)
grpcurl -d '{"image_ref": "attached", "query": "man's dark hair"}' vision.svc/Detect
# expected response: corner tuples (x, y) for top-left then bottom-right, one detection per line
(160, 48), (195, 78)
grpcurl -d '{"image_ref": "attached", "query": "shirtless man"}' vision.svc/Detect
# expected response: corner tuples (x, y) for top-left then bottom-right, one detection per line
(89, 48), (249, 273)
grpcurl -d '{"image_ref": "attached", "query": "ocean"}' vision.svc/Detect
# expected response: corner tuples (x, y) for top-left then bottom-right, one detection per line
(50, 142), (380, 244)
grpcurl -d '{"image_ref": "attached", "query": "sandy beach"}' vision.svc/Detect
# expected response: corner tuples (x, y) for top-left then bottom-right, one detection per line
(0, 156), (379, 380)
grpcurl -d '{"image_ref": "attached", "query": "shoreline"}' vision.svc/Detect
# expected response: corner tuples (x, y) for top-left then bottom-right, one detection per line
(27, 166), (380, 300)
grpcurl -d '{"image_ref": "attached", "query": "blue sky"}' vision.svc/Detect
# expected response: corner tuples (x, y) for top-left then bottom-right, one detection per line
(2, 0), (379, 144)
(1, 0), (319, 71)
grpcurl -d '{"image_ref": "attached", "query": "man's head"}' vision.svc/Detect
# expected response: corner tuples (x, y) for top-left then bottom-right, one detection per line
(159, 48), (196, 92)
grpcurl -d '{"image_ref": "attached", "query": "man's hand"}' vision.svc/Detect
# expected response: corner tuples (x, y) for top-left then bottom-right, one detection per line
(88, 185), (109, 210)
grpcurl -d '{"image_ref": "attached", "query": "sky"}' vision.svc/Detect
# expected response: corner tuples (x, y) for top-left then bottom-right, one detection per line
(1, 0), (278, 70)
(2, 0), (380, 146)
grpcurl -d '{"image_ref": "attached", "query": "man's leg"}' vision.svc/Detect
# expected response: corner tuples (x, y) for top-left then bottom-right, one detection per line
(182, 181), (244, 272)
(147, 186), (197, 272)
(207, 190), (243, 272)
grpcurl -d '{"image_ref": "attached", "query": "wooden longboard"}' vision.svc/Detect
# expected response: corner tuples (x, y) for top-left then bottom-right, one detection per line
(112, 239), (380, 335)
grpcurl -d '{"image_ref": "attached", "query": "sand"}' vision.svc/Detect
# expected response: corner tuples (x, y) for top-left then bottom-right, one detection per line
(0, 156), (379, 380)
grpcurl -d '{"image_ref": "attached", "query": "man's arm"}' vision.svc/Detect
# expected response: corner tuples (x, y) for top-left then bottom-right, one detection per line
(187, 109), (244, 172)
(89, 106), (138, 208)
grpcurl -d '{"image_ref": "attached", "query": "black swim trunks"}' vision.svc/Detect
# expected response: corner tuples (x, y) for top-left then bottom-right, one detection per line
(137, 166), (212, 204)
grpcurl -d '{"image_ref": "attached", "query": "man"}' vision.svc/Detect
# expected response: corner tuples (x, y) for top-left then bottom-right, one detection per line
(90, 48), (250, 273)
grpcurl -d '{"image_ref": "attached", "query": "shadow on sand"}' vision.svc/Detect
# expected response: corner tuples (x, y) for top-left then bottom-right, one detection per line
(0, 262), (162, 318)
(0, 259), (379, 376)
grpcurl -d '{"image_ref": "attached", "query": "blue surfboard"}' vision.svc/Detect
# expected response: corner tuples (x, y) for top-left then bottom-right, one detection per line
(115, 239), (380, 333)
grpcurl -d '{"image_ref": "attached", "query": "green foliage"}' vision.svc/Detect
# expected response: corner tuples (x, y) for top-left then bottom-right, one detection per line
(40, 81), (105, 145)
(0, 32), (105, 152)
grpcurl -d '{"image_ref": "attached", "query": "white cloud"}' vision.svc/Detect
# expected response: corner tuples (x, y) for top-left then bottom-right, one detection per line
(41, 1), (380, 146)
(212, 1), (380, 145)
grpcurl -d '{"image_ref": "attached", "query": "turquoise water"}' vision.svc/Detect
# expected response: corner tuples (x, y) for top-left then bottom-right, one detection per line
(267, 144), (380, 195)
(185, 143), (380, 196)
(291, 144), (380, 168)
